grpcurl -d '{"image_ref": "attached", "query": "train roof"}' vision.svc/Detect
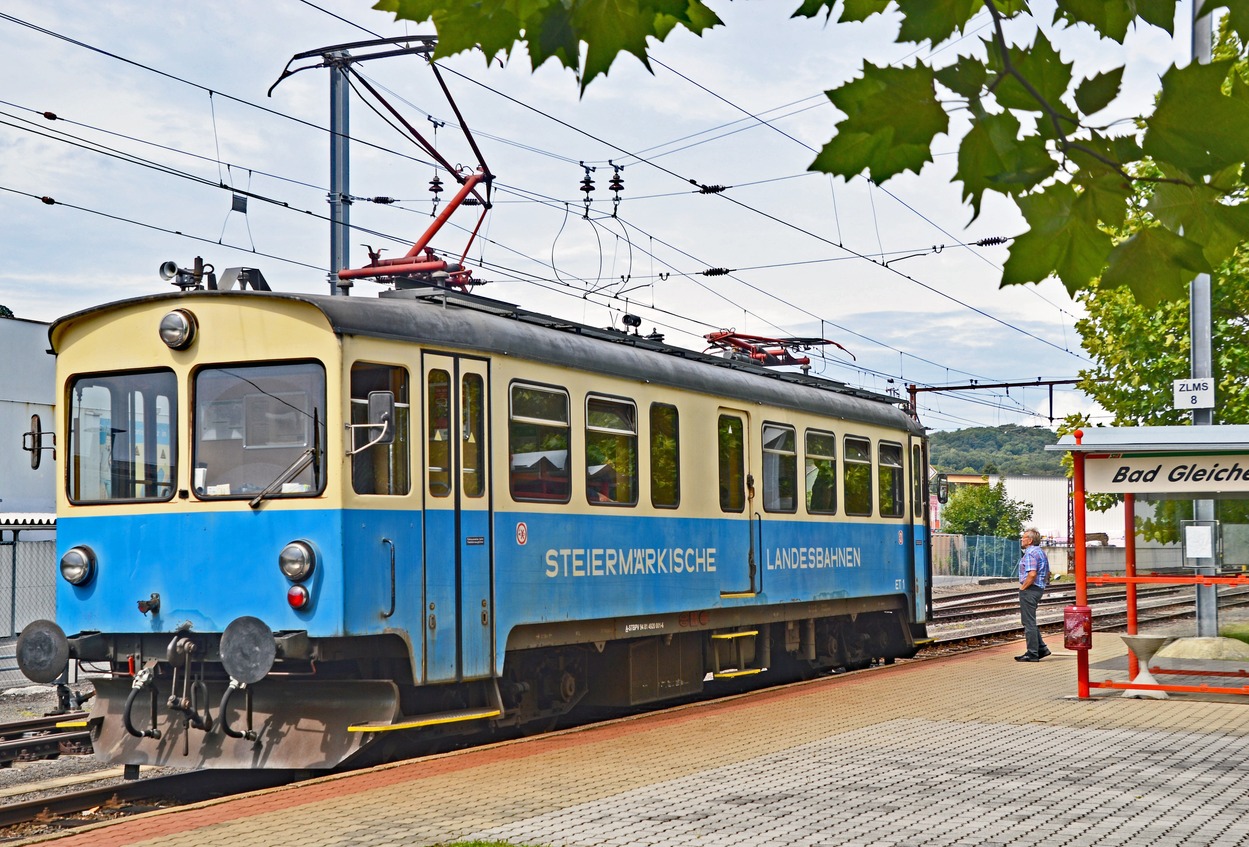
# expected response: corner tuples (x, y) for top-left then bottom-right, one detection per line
(51, 287), (922, 435)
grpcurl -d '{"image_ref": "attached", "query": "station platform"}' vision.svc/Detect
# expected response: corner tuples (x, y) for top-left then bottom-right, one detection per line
(26, 631), (1249, 847)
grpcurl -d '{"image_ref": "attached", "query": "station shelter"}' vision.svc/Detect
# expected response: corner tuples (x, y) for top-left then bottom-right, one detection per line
(1049, 425), (1249, 698)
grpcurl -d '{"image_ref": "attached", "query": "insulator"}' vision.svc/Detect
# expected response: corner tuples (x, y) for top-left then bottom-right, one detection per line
(369, 197), (398, 205)
(702, 267), (730, 276)
(609, 175), (624, 193)
(580, 176), (595, 194)
(697, 184), (727, 194)
(976, 236), (1008, 246)
(429, 175), (444, 195)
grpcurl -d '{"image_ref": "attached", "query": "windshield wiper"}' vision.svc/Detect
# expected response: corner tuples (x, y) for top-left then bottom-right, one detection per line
(248, 408), (322, 510)
(249, 449), (315, 509)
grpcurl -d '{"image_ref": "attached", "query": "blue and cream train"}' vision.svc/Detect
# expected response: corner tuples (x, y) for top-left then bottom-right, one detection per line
(17, 285), (931, 769)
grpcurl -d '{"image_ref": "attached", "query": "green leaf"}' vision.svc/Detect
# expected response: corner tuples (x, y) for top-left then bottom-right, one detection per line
(1074, 172), (1132, 229)
(1074, 67), (1124, 115)
(991, 31), (1074, 121)
(895, 0), (982, 44)
(790, 0), (832, 19)
(810, 62), (948, 181)
(934, 56), (988, 98)
(1148, 180), (1249, 268)
(957, 111), (1057, 216)
(527, 3), (580, 72)
(575, 0), (660, 85)
(1220, 0), (1249, 46)
(1001, 183), (1112, 292)
(1143, 59), (1249, 175)
(836, 0), (891, 23)
(1100, 226), (1212, 307)
(1052, 0), (1176, 42)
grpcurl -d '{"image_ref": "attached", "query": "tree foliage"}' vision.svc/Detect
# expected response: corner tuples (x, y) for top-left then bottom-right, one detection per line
(1062, 26), (1249, 542)
(374, 0), (1249, 305)
(940, 478), (1033, 537)
(929, 423), (1062, 475)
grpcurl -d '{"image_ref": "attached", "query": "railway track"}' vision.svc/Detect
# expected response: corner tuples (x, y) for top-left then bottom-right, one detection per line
(0, 712), (91, 768)
(4, 584), (1248, 837)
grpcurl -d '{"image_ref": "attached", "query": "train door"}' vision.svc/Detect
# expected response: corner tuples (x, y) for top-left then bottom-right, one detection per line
(422, 353), (493, 682)
(718, 408), (758, 596)
(907, 436), (930, 624)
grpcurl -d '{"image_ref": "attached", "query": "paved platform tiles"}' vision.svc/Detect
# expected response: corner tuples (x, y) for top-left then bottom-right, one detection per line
(24, 633), (1249, 847)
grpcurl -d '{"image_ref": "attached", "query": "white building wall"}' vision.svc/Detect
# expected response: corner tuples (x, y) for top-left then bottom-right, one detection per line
(0, 318), (55, 514)
(988, 474), (1139, 546)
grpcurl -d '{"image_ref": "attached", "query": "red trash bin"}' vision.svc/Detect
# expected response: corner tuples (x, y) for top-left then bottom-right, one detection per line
(1064, 605), (1092, 651)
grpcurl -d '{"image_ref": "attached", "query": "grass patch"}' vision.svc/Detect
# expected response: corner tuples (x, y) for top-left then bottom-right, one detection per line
(1220, 623), (1249, 645)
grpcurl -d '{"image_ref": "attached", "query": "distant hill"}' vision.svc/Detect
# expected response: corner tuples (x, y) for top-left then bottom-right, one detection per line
(928, 424), (1063, 476)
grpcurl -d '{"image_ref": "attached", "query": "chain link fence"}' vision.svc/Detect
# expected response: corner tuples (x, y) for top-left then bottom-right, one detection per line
(0, 537), (58, 689)
(932, 534), (1020, 579)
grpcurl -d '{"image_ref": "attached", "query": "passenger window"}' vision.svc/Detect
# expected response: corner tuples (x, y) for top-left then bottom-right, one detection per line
(650, 403), (680, 508)
(912, 444), (924, 519)
(350, 363), (410, 496)
(844, 436), (872, 516)
(805, 430), (837, 515)
(762, 423), (797, 513)
(586, 396), (638, 505)
(509, 383), (570, 502)
(879, 441), (904, 518)
(427, 370), (452, 497)
(462, 373), (485, 498)
(718, 414), (745, 512)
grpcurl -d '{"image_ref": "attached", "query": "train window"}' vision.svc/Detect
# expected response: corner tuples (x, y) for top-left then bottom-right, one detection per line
(585, 396), (638, 506)
(194, 362), (326, 500)
(718, 414), (746, 512)
(912, 444), (924, 519)
(762, 423), (797, 513)
(462, 373), (485, 498)
(650, 403), (680, 508)
(879, 441), (905, 518)
(427, 370), (452, 497)
(805, 429), (837, 515)
(67, 369), (177, 503)
(844, 436), (872, 516)
(509, 383), (570, 502)
(350, 363), (410, 496)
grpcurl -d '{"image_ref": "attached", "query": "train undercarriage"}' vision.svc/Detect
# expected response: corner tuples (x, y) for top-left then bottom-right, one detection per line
(36, 602), (919, 770)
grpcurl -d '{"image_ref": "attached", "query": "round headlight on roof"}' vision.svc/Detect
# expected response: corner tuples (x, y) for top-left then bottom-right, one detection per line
(60, 546), (96, 586)
(279, 541), (316, 582)
(158, 309), (197, 350)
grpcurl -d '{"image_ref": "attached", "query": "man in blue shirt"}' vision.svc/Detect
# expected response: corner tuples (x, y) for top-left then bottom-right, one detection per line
(1016, 527), (1052, 662)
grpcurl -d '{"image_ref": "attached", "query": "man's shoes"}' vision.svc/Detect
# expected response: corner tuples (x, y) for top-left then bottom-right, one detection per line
(1038, 647), (1052, 659)
(1015, 653), (1041, 662)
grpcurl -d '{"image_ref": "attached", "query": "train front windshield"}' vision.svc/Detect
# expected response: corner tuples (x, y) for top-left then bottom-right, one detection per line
(67, 370), (177, 503)
(193, 362), (327, 499)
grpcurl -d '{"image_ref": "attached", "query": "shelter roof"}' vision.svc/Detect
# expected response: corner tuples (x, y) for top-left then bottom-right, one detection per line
(1048, 425), (1249, 455)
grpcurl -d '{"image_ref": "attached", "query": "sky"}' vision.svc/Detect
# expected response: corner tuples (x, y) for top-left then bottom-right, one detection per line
(0, 1), (1201, 431)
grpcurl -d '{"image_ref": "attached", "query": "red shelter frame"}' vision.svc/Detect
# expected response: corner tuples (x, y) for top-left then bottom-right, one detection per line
(1050, 425), (1249, 698)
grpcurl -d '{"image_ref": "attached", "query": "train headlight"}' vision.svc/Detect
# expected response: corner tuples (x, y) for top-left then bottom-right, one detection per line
(60, 546), (97, 586)
(278, 541), (316, 582)
(158, 309), (197, 350)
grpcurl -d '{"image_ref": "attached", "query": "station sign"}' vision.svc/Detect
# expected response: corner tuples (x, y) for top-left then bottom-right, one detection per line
(1085, 454), (1249, 494)
(1173, 378), (1215, 410)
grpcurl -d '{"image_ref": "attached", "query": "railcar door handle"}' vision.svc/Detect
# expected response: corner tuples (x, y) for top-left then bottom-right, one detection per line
(382, 538), (396, 619)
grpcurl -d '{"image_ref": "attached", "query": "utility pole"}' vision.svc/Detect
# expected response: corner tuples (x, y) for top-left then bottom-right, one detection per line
(328, 51), (351, 296)
(1190, 3), (1217, 636)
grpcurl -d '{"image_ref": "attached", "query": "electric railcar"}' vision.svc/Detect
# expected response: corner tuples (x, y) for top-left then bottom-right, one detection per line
(17, 285), (932, 770)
